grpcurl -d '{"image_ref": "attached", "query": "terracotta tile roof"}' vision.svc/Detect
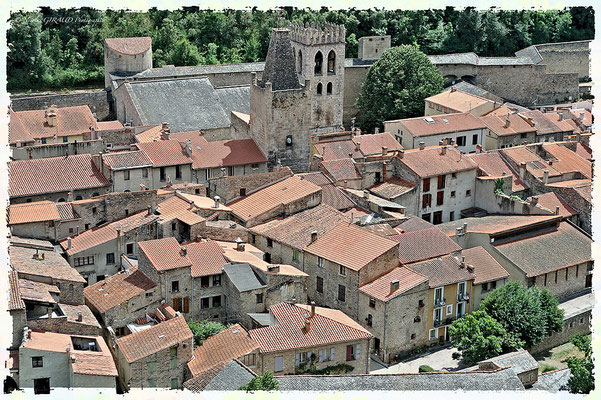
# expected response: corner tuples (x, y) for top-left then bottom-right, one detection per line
(467, 152), (528, 192)
(181, 138), (266, 169)
(352, 133), (403, 155)
(8, 201), (61, 225)
(392, 113), (486, 137)
(96, 120), (124, 131)
(186, 240), (228, 277)
(494, 222), (592, 277)
(228, 175), (322, 223)
(56, 203), (79, 221)
(569, 109), (592, 126)
(305, 222), (398, 271)
(499, 146), (562, 180)
(23, 330), (118, 376)
(250, 204), (350, 250)
(400, 146), (477, 178)
(528, 192), (578, 218)
(156, 195), (194, 215)
(359, 266), (428, 302)
(10, 246), (86, 283)
(84, 267), (157, 313)
(518, 110), (564, 136)
(174, 193), (232, 211)
(298, 172), (356, 210)
(574, 143), (592, 160)
(9, 154), (110, 198)
(370, 177), (416, 199)
(11, 105), (97, 139)
(138, 237), (192, 271)
(438, 215), (562, 237)
(134, 125), (163, 143)
(395, 216), (436, 232)
(542, 143), (592, 179)
(232, 111), (250, 124)
(105, 37), (151, 55)
(187, 324), (259, 377)
(60, 210), (158, 256)
(222, 247), (308, 277)
(426, 90), (495, 113)
(8, 271), (25, 310)
(543, 112), (576, 133)
(314, 139), (361, 161)
(408, 254), (476, 288)
(137, 140), (192, 167)
(321, 158), (362, 181)
(159, 209), (206, 226)
(19, 278), (60, 303)
(249, 303), (373, 354)
(116, 315), (193, 363)
(461, 246), (509, 284)
(102, 150), (152, 170)
(391, 227), (462, 264)
(480, 113), (537, 136)
(57, 303), (101, 328)
(168, 130), (208, 148)
(8, 108), (35, 144)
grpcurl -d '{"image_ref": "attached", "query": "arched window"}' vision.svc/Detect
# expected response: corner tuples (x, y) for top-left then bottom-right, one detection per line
(314, 51), (323, 75)
(327, 82), (333, 95)
(298, 49), (303, 74)
(327, 50), (336, 74)
(316, 83), (323, 95)
(75, 195), (83, 200)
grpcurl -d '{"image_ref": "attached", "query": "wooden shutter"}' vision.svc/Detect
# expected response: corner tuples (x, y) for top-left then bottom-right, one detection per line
(183, 297), (190, 313)
(346, 345), (352, 361)
(173, 297), (179, 311)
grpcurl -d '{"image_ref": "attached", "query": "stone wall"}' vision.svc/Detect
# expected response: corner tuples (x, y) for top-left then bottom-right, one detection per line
(10, 90), (112, 121)
(11, 140), (106, 161)
(27, 316), (101, 336)
(104, 42), (152, 88)
(342, 66), (368, 129)
(358, 36), (391, 60)
(474, 177), (554, 215)
(534, 41), (591, 79)
(196, 221), (248, 242)
(10, 186), (111, 205)
(209, 167), (293, 202)
(10, 309), (26, 349)
(529, 307), (591, 355)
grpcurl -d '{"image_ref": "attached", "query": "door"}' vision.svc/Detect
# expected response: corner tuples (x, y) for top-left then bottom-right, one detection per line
(274, 356), (283, 373)
(433, 211), (443, 225)
(34, 378), (50, 395)
(586, 274), (593, 288)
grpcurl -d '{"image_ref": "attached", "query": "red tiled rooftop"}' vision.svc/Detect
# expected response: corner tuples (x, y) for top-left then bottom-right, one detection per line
(542, 143), (592, 179)
(391, 226), (462, 265)
(168, 130), (208, 149)
(426, 90), (495, 113)
(137, 140), (192, 167)
(186, 240), (228, 277)
(519, 110), (564, 136)
(102, 150), (153, 170)
(8, 201), (61, 225)
(138, 237), (192, 271)
(467, 152), (528, 192)
(187, 139), (266, 169)
(8, 108), (34, 144)
(528, 192), (578, 218)
(314, 139), (361, 161)
(543, 112), (576, 133)
(10, 246), (86, 283)
(391, 113), (486, 137)
(11, 105), (97, 139)
(352, 133), (403, 155)
(461, 246), (509, 284)
(299, 172), (356, 210)
(8, 271), (25, 311)
(359, 266), (428, 302)
(105, 37), (152, 55)
(479, 113), (537, 136)
(96, 120), (124, 131)
(408, 254), (476, 288)
(320, 158), (362, 181)
(400, 146), (477, 178)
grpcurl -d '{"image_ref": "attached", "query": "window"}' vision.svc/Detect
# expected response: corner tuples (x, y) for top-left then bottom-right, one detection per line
(256, 293), (263, 304)
(437, 175), (446, 190)
(316, 276), (324, 293)
(148, 379), (156, 388)
(41, 138), (47, 144)
(369, 298), (376, 308)
(266, 238), (273, 248)
(92, 207), (97, 215)
(142, 168), (148, 178)
(422, 193), (432, 209)
(521, 132), (527, 139)
(201, 297), (210, 309)
(318, 257), (324, 268)
(411, 333), (416, 339)
(75, 195), (83, 201)
(451, 190), (456, 198)
(316, 83), (323, 95)
(172, 280), (180, 293)
(170, 378), (178, 389)
(85, 223), (89, 230)
(124, 170), (130, 181)
(555, 271), (558, 284)
(74, 256), (94, 267)
(32, 356), (43, 368)
(456, 302), (465, 317)
(243, 353), (256, 367)
(433, 211), (443, 225)
(429, 329), (437, 340)
(126, 243), (134, 255)
(449, 211), (455, 221)
(434, 287), (444, 305)
(295, 351), (312, 366)
(62, 136), (68, 143)
(418, 299), (424, 308)
(528, 277), (536, 287)
(69, 228), (74, 234)
(240, 188), (247, 197)
(201, 276), (210, 288)
(446, 304), (453, 315)
(160, 167), (166, 181)
(451, 172), (457, 179)
(482, 282), (489, 292)
(327, 82), (333, 95)
(472, 134), (478, 145)
(367, 314), (373, 327)
(293, 250), (300, 262)
(175, 165), (182, 179)
(338, 284), (346, 302)
(346, 343), (360, 361)
(314, 51), (323, 75)
(436, 191), (444, 206)
(456, 136), (466, 146)
(466, 190), (472, 197)
(212, 295), (221, 308)
(422, 213), (431, 223)
(434, 307), (443, 323)
(297, 49), (303, 73)
(339, 265), (346, 276)
(318, 349), (333, 363)
(125, 209), (129, 216)
(106, 253), (115, 265)
(423, 178), (430, 192)
(251, 163), (259, 169)
(96, 274), (105, 282)
(490, 280), (497, 290)
(213, 275), (221, 287)
(327, 50), (336, 73)
(171, 222), (177, 231)
(148, 361), (156, 373)
(274, 356), (283, 372)
(458, 282), (466, 297)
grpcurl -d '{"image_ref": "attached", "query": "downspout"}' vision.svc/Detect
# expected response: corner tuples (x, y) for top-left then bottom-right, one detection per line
(383, 300), (387, 363)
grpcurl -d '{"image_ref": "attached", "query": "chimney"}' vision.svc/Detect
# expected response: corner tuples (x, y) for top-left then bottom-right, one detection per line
(161, 121), (171, 134)
(213, 195), (221, 208)
(310, 230), (318, 243)
(267, 265), (280, 273)
(182, 140), (192, 157)
(381, 146), (388, 156)
(504, 116), (511, 128)
(558, 113), (563, 121)
(543, 169), (549, 184)
(27, 329), (31, 339)
(303, 319), (311, 333)
(555, 206), (560, 215)
(419, 142), (425, 150)
(450, 138), (455, 146)
(68, 238), (72, 250)
(530, 196), (538, 206)
(221, 167), (227, 177)
(382, 162), (387, 181)
(77, 312), (83, 322)
(363, 189), (370, 200)
(519, 162), (526, 179)
(451, 86), (457, 93)
(476, 144), (482, 153)
(310, 301), (316, 317)
(439, 140), (443, 146)
(180, 247), (187, 257)
(67, 192), (73, 202)
(375, 127), (380, 134)
(398, 150), (404, 159)
(390, 280), (400, 293)
(459, 256), (466, 268)
(236, 237), (244, 251)
(440, 145), (447, 155)
(462, 223), (468, 233)
(579, 112), (585, 121)
(147, 206), (152, 216)
(46, 106), (58, 127)
(443, 137), (448, 146)
(355, 141), (361, 152)
(41, 253), (45, 260)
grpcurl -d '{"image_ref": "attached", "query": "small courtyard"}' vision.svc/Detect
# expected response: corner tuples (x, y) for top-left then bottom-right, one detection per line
(370, 346), (466, 374)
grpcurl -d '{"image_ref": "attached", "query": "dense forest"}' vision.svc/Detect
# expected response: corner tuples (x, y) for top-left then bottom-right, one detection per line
(7, 7), (595, 91)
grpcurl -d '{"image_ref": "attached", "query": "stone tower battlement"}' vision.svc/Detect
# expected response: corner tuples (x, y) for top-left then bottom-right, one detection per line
(289, 22), (346, 45)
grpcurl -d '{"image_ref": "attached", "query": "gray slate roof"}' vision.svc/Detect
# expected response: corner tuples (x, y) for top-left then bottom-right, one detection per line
(478, 349), (538, 375)
(111, 62), (264, 81)
(203, 360), (257, 391)
(427, 52), (535, 66)
(276, 368), (525, 391)
(559, 291), (594, 319)
(223, 263), (266, 292)
(532, 368), (571, 392)
(125, 77), (249, 132)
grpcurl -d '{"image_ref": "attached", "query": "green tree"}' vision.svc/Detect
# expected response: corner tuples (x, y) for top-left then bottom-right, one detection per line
(187, 319), (227, 346)
(480, 282), (564, 348)
(449, 310), (524, 364)
(356, 45), (443, 134)
(171, 38), (204, 66)
(565, 334), (594, 394)
(239, 371), (280, 391)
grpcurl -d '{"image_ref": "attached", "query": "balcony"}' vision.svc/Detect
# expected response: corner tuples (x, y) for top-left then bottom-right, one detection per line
(434, 298), (446, 307)
(457, 293), (469, 302)
(434, 316), (456, 328)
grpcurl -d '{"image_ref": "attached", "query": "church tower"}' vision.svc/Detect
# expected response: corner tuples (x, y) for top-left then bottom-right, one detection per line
(249, 28), (312, 172)
(290, 23), (346, 133)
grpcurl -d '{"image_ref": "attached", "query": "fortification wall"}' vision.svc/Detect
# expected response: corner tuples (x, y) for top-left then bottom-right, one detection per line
(10, 90), (111, 120)
(536, 41), (591, 79)
(11, 140), (105, 161)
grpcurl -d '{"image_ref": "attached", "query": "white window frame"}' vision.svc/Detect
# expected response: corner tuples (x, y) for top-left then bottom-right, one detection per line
(339, 264), (346, 276)
(318, 257), (324, 268)
(456, 301), (465, 318)
(429, 328), (438, 340)
(434, 307), (443, 322)
(457, 281), (466, 297)
(434, 287), (444, 304)
(446, 304), (453, 315)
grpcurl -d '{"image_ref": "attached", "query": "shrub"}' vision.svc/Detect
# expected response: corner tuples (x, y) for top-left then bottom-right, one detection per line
(419, 365), (435, 373)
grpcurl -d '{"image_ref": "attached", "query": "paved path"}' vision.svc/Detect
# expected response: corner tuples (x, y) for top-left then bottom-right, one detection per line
(370, 346), (462, 374)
